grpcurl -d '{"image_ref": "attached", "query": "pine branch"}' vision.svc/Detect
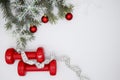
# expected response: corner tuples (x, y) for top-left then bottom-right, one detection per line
(57, 4), (73, 18)
(0, 0), (74, 50)
(16, 31), (35, 49)
(5, 21), (12, 30)
(28, 17), (41, 26)
(0, 0), (9, 4)
(46, 11), (58, 24)
(17, 37), (27, 49)
(0, 0), (18, 24)
(44, 1), (58, 24)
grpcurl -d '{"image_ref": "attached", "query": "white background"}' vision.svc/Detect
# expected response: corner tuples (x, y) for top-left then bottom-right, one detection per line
(0, 0), (120, 80)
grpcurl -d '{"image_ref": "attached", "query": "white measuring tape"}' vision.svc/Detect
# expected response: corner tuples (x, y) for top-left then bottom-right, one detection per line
(17, 49), (89, 80)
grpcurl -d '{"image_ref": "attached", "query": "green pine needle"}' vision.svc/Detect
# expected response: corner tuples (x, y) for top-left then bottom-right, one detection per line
(5, 21), (12, 30)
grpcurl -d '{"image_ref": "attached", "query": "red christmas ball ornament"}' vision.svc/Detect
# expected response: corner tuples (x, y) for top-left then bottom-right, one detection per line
(65, 13), (73, 20)
(30, 25), (37, 33)
(41, 16), (49, 23)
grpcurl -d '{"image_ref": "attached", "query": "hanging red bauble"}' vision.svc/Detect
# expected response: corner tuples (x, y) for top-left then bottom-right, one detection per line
(65, 13), (73, 20)
(41, 16), (49, 23)
(30, 25), (37, 33)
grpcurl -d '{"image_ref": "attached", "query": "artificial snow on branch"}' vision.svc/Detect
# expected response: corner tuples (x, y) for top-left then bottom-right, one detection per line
(0, 0), (73, 49)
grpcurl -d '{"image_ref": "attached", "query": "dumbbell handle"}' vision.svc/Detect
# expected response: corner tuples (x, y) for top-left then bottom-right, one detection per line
(25, 64), (49, 71)
(14, 52), (37, 59)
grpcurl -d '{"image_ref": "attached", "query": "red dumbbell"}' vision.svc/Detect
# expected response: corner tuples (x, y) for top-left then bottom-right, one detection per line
(5, 47), (45, 64)
(18, 60), (57, 76)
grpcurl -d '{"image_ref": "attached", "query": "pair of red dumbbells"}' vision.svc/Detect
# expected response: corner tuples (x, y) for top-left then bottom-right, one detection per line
(5, 47), (57, 76)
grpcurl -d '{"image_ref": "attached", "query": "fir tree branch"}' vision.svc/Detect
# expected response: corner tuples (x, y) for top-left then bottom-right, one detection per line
(57, 4), (73, 18)
(5, 21), (12, 30)
(0, 0), (18, 24)
(0, 0), (74, 50)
